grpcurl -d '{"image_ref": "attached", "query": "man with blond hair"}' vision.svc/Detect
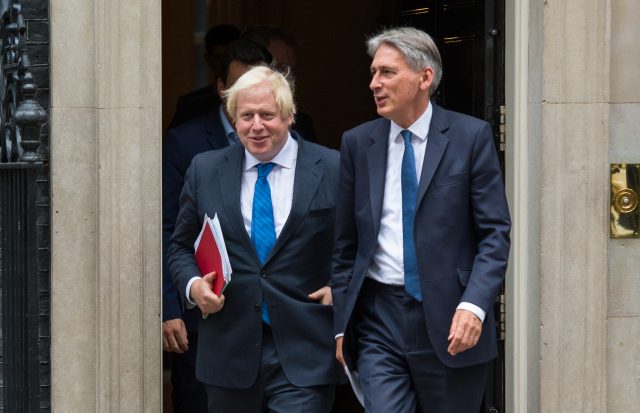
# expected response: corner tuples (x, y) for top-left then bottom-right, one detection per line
(162, 39), (272, 413)
(168, 66), (341, 412)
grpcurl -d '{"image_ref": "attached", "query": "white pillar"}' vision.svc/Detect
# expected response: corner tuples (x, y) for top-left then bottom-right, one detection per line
(537, 0), (609, 411)
(505, 0), (542, 410)
(50, 0), (162, 411)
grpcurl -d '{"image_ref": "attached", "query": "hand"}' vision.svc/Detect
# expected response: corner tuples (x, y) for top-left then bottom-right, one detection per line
(447, 309), (482, 356)
(336, 336), (346, 368)
(162, 318), (188, 353)
(190, 272), (225, 317)
(308, 286), (333, 305)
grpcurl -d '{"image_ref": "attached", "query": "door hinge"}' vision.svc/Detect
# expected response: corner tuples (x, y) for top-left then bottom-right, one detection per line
(498, 293), (506, 341)
(499, 105), (506, 153)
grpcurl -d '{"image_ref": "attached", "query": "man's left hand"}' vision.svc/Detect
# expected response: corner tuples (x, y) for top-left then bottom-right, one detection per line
(447, 309), (482, 356)
(308, 286), (333, 305)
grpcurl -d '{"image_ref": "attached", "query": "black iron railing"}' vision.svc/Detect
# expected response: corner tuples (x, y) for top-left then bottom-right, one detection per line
(0, 0), (50, 411)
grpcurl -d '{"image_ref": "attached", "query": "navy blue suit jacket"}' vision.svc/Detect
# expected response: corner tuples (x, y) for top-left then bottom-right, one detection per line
(168, 85), (220, 130)
(163, 111), (230, 329)
(167, 138), (343, 388)
(332, 104), (511, 369)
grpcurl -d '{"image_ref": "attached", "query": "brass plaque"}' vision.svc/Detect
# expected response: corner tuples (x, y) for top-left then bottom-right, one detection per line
(610, 163), (640, 238)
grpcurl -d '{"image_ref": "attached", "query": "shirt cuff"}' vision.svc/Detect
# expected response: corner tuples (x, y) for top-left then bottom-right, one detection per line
(335, 333), (344, 340)
(457, 302), (486, 323)
(185, 276), (200, 309)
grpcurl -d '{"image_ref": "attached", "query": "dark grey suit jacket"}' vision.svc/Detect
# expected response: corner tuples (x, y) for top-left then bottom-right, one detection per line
(168, 137), (343, 389)
(332, 104), (511, 369)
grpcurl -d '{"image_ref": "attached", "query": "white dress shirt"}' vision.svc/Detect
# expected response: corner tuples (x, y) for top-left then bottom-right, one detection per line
(240, 134), (297, 237)
(218, 104), (239, 145)
(186, 134), (298, 304)
(366, 103), (485, 322)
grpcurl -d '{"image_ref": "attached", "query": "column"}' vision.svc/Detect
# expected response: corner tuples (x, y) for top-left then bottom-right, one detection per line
(50, 0), (162, 411)
(538, 0), (609, 411)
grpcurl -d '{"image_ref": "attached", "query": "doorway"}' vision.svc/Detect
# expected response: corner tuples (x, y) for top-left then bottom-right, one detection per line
(395, 3), (506, 413)
(161, 1), (506, 411)
(162, 0), (388, 150)
(394, 2), (507, 412)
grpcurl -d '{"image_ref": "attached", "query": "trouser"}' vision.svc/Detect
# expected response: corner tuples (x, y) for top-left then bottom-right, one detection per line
(205, 325), (335, 413)
(354, 278), (487, 413)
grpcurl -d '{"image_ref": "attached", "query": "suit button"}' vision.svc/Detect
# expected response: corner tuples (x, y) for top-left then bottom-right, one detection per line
(254, 304), (260, 311)
(260, 271), (267, 278)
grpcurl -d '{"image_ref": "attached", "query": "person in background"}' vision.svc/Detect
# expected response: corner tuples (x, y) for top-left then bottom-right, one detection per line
(162, 38), (272, 413)
(168, 65), (342, 412)
(332, 27), (511, 412)
(242, 26), (317, 142)
(169, 24), (241, 129)
(242, 26), (298, 71)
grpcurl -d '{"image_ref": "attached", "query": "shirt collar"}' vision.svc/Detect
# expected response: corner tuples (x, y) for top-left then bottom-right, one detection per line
(389, 102), (433, 143)
(218, 104), (235, 137)
(243, 133), (297, 172)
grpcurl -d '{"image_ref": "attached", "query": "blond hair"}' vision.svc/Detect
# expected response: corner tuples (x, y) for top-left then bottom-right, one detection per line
(223, 65), (296, 121)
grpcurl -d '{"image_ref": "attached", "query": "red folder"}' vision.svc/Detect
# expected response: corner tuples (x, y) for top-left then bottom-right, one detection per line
(194, 220), (226, 295)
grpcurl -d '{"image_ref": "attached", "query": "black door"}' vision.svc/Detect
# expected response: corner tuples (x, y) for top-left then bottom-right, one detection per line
(392, 1), (506, 412)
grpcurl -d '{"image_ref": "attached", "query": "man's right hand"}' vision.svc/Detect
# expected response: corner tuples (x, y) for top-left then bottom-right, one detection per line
(336, 336), (346, 368)
(190, 271), (225, 317)
(162, 318), (189, 353)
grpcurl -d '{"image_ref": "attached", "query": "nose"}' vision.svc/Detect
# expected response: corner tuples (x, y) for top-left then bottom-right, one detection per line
(369, 74), (380, 91)
(251, 114), (264, 130)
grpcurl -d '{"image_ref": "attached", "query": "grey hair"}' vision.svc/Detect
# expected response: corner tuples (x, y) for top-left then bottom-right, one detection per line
(367, 27), (442, 96)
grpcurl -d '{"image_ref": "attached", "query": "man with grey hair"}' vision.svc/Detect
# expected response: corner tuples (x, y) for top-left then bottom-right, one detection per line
(332, 27), (511, 412)
(168, 65), (342, 412)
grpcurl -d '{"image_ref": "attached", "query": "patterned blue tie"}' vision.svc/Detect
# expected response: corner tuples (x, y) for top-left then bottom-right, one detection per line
(252, 162), (277, 324)
(401, 130), (422, 301)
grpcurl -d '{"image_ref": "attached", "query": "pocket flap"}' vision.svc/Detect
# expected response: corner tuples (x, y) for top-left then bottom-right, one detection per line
(308, 206), (335, 217)
(457, 269), (472, 287)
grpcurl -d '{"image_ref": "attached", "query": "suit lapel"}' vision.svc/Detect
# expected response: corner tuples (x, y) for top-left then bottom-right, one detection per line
(367, 121), (390, 235)
(265, 137), (322, 263)
(216, 145), (261, 266)
(205, 110), (231, 150)
(417, 104), (449, 207)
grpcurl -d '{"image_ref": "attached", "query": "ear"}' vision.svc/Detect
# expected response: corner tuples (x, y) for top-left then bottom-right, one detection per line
(287, 115), (294, 128)
(216, 78), (225, 98)
(419, 67), (435, 92)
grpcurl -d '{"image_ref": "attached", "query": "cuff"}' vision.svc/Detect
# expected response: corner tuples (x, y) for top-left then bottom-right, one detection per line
(457, 302), (486, 323)
(162, 304), (183, 322)
(185, 276), (200, 309)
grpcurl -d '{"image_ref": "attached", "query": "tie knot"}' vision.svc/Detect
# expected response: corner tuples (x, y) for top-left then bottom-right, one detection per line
(401, 130), (412, 145)
(257, 162), (275, 178)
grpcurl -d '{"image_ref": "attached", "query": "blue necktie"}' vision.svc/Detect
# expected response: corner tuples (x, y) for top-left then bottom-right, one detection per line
(401, 130), (422, 301)
(252, 162), (277, 324)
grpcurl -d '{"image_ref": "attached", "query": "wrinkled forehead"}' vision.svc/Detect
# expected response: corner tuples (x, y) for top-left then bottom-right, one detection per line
(371, 43), (410, 68)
